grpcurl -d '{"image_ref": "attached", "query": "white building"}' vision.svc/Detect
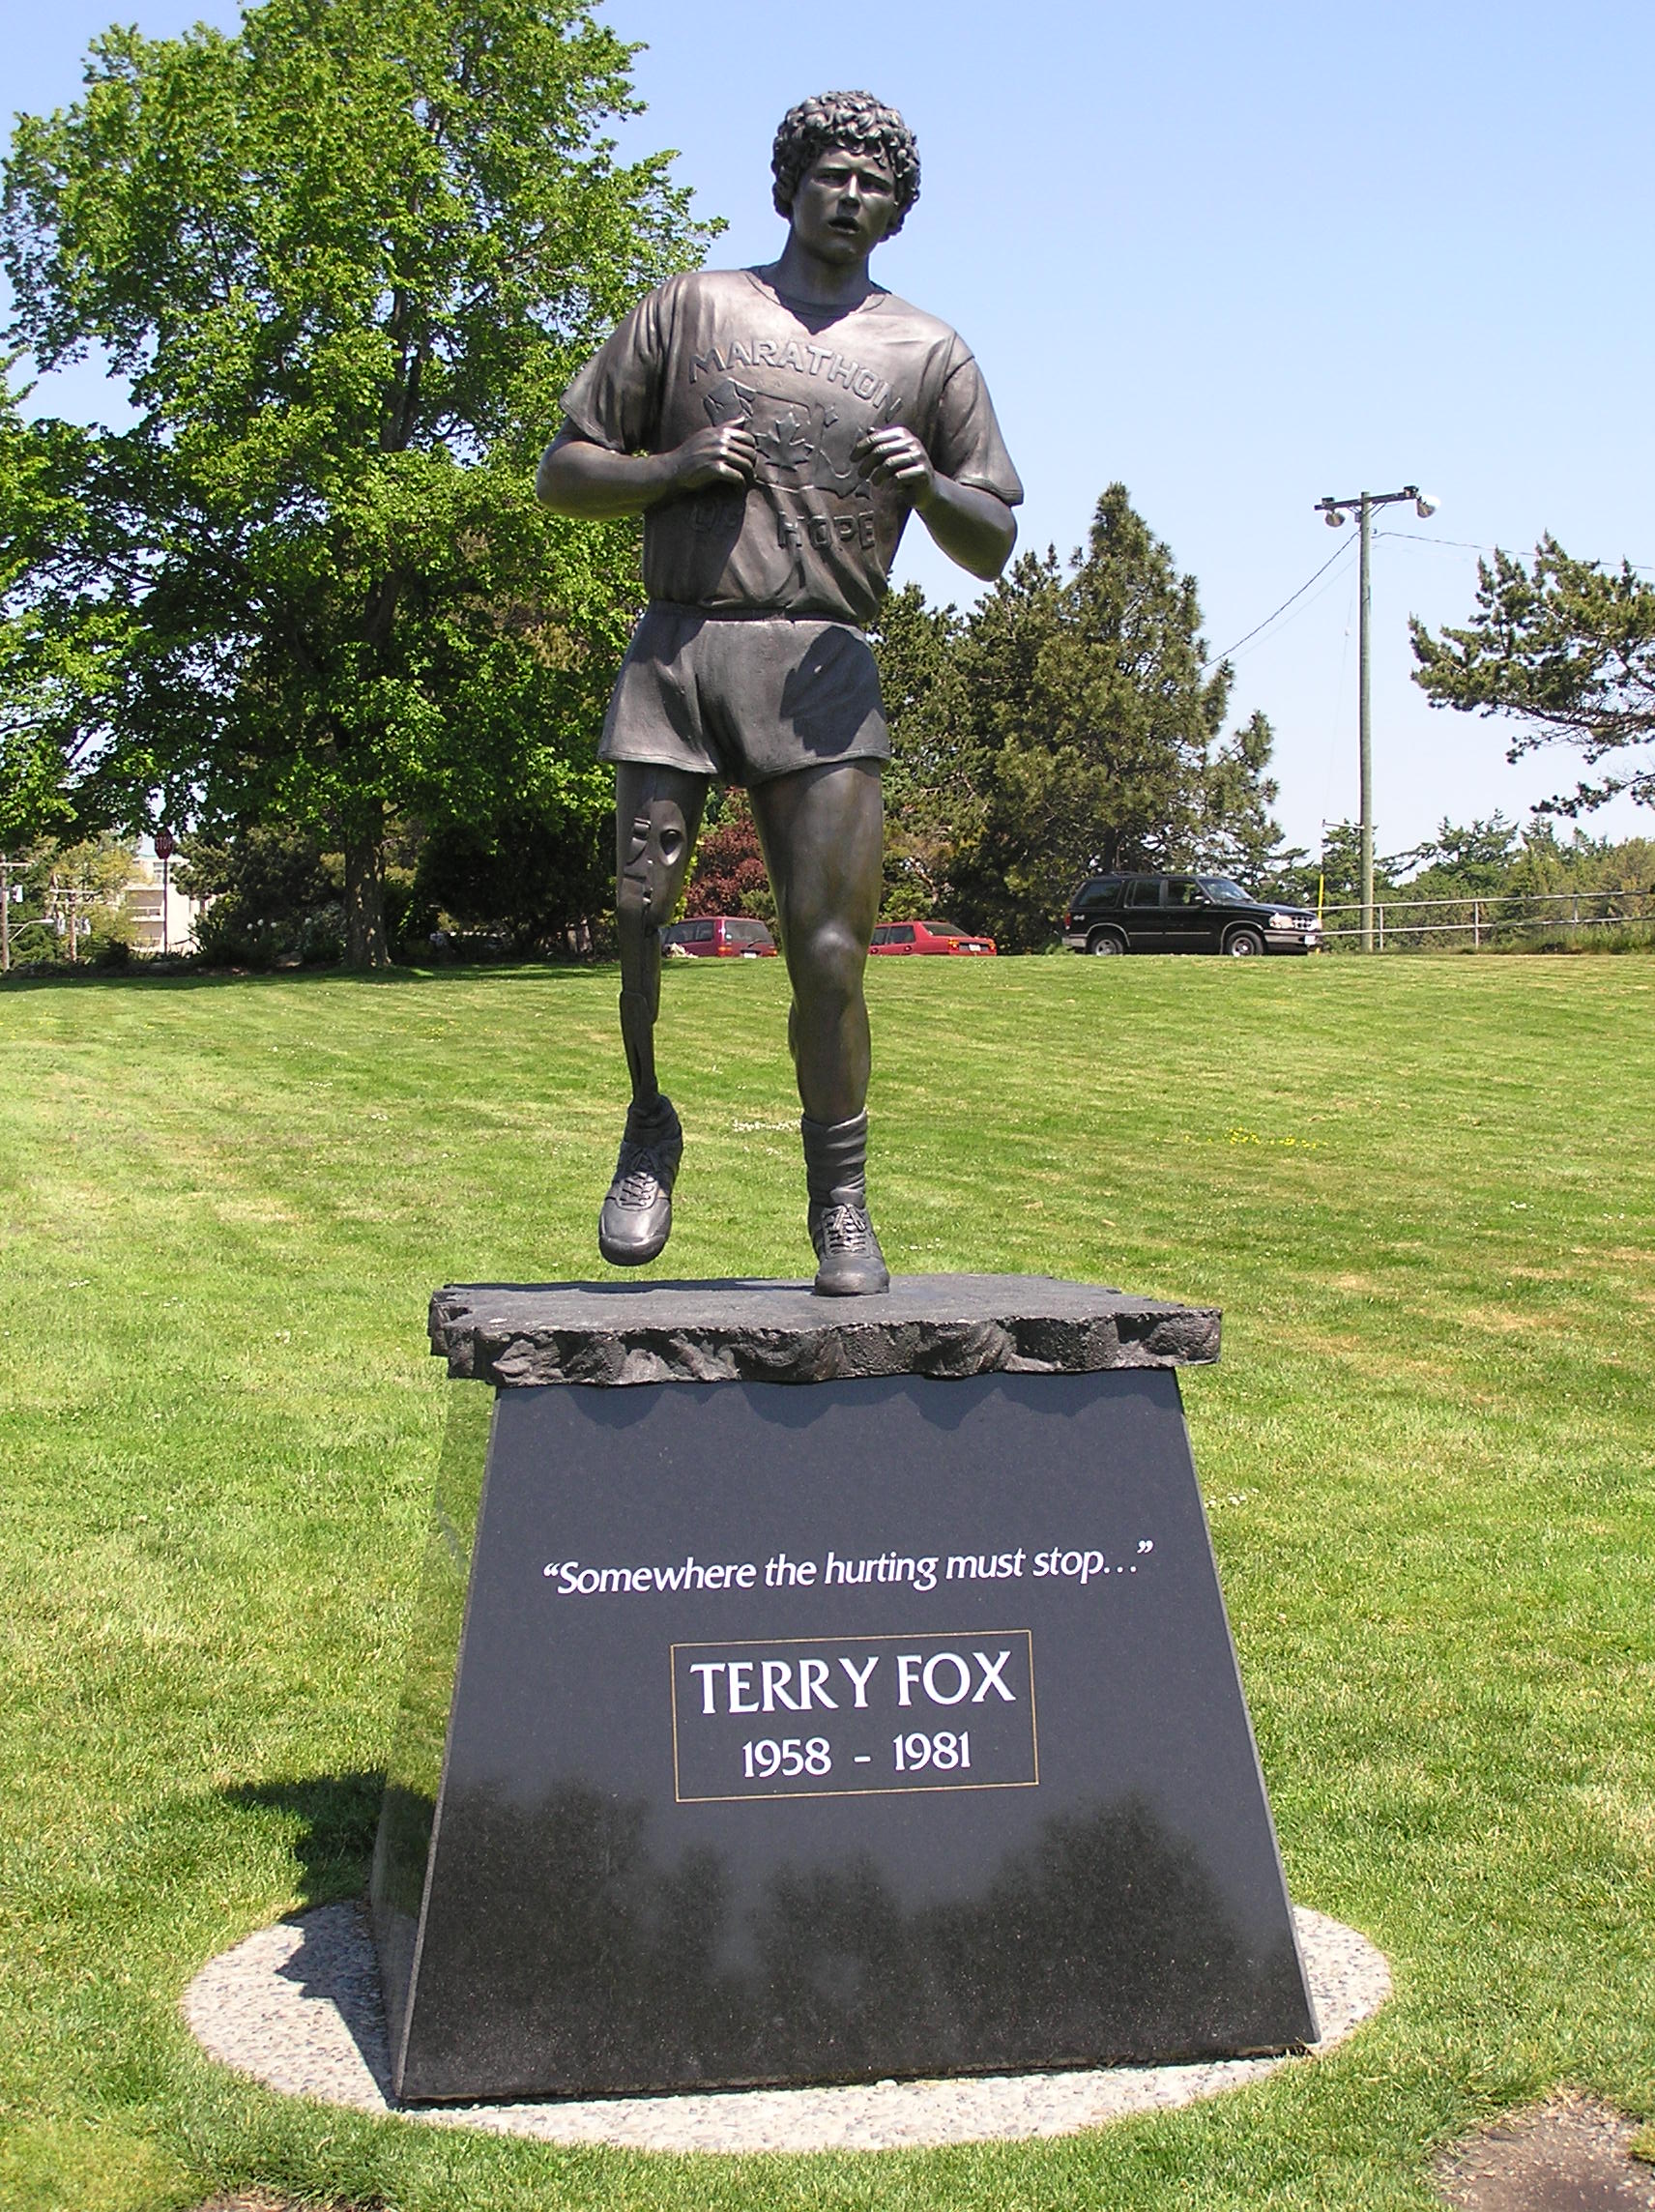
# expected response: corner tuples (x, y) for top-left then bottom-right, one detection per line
(126, 838), (206, 954)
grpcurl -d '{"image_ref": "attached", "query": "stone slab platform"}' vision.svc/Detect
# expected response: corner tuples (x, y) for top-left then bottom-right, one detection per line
(428, 1273), (1220, 1389)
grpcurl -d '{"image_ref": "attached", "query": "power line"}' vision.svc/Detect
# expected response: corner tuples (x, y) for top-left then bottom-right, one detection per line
(1379, 529), (1655, 574)
(1227, 545), (1365, 664)
(1201, 536), (1358, 673)
(1203, 532), (1653, 687)
(1375, 530), (1496, 553)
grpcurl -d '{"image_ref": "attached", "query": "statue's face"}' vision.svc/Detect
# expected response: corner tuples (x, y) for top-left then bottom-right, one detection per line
(789, 143), (897, 264)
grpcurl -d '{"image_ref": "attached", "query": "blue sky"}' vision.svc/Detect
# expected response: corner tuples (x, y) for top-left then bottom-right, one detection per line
(10, 0), (1653, 858)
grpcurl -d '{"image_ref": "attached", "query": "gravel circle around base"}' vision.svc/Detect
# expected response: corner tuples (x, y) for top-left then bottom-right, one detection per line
(182, 1904), (1389, 2154)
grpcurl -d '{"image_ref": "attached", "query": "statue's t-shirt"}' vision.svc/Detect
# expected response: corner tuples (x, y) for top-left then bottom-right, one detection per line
(559, 268), (1024, 627)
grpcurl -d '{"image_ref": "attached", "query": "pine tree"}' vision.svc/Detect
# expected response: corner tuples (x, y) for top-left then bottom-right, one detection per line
(952, 486), (1279, 948)
(1411, 535), (1655, 818)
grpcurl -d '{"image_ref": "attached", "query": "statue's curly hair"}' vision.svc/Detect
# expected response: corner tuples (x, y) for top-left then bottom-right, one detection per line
(770, 91), (920, 236)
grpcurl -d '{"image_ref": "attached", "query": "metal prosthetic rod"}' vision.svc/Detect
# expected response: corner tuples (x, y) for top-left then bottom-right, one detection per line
(601, 793), (694, 1266)
(617, 799), (688, 1111)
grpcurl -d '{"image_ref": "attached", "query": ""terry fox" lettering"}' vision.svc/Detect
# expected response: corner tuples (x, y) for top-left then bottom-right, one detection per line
(686, 1645), (1017, 1715)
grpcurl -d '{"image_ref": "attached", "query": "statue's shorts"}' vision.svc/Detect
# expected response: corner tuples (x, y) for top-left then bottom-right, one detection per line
(597, 602), (889, 787)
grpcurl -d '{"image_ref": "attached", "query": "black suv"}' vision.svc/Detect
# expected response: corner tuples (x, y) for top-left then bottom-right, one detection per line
(1062, 874), (1321, 956)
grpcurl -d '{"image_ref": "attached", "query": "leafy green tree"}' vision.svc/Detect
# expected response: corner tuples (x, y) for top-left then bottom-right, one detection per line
(1, 837), (58, 965)
(0, 369), (124, 854)
(682, 790), (771, 922)
(1505, 819), (1584, 895)
(178, 823), (346, 967)
(1505, 821), (1655, 898)
(867, 582), (978, 918)
(414, 795), (610, 952)
(1411, 536), (1655, 817)
(2, 0), (709, 963)
(15, 833), (139, 964)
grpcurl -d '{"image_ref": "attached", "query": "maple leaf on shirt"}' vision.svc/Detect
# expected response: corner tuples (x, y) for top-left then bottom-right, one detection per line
(756, 410), (814, 471)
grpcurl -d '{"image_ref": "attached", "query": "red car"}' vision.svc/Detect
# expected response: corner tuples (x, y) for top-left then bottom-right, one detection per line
(661, 916), (777, 957)
(869, 919), (998, 956)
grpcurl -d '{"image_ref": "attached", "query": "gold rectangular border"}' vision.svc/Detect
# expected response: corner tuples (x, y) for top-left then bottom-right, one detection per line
(670, 1629), (1039, 1805)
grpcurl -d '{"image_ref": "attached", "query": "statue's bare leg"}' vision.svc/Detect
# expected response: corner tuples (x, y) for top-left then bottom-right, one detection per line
(749, 759), (888, 1295)
(599, 762), (708, 1266)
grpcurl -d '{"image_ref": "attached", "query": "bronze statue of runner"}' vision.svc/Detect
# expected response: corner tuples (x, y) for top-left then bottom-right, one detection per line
(538, 91), (1022, 1294)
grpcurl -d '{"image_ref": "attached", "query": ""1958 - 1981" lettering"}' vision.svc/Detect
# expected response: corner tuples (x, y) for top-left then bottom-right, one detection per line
(740, 1731), (971, 1781)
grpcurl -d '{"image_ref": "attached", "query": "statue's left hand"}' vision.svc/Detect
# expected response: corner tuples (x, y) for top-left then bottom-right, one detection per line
(853, 425), (936, 509)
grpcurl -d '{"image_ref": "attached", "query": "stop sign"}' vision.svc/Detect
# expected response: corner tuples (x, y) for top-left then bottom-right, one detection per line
(154, 830), (176, 860)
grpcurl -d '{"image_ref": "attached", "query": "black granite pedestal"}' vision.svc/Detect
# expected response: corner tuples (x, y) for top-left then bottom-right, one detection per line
(371, 1276), (1314, 2103)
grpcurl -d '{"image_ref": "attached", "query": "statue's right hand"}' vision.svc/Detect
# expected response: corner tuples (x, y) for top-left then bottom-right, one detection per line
(670, 424), (759, 493)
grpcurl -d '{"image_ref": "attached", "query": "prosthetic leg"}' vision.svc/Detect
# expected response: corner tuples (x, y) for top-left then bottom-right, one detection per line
(801, 1109), (889, 1296)
(599, 779), (701, 1266)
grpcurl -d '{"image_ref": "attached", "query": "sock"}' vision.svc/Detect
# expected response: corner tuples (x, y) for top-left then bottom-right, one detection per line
(801, 1111), (869, 1210)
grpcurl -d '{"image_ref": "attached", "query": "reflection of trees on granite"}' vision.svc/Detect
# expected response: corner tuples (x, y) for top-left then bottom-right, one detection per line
(383, 1395), (487, 1809)
(929, 1798), (1303, 2059)
(746, 1800), (1303, 2079)
(516, 1785), (744, 2078)
(373, 1786), (432, 1920)
(370, 1386), (491, 2059)
(395, 1782), (1310, 2100)
(750, 1852), (926, 2076)
(402, 1783), (751, 2096)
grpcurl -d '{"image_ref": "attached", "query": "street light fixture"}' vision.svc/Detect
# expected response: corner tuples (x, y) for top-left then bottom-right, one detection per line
(154, 828), (176, 954)
(1313, 484), (1441, 951)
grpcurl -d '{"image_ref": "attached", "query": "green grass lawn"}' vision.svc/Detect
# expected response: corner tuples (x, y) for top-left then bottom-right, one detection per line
(2, 951), (1652, 2211)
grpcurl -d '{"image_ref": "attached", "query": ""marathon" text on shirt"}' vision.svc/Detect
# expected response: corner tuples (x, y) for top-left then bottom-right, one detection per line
(690, 339), (902, 416)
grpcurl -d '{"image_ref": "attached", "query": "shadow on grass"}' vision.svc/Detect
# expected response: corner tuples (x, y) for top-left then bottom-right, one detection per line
(220, 1773), (386, 1907)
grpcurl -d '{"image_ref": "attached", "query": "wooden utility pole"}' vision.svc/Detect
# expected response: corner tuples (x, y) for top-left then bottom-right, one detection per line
(1315, 485), (1439, 951)
(1358, 494), (1374, 952)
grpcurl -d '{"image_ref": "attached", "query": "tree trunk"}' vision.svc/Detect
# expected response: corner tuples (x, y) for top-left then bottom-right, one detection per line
(343, 827), (391, 968)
